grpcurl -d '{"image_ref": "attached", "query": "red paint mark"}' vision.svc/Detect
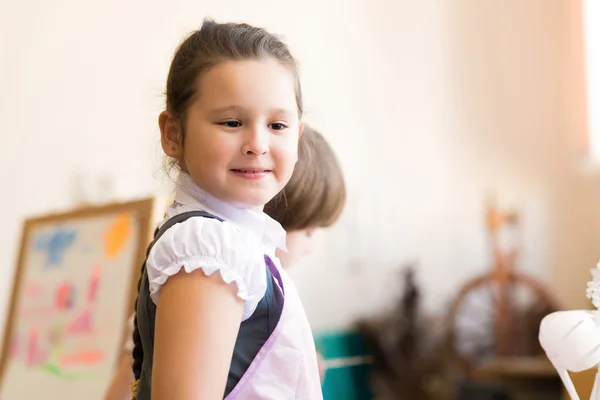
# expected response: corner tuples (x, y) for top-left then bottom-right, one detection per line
(87, 266), (101, 303)
(66, 309), (93, 335)
(26, 328), (39, 364)
(55, 282), (76, 310)
(26, 327), (47, 366)
(60, 350), (105, 366)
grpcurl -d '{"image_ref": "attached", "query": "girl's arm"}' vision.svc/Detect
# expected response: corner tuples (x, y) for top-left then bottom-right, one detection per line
(152, 269), (244, 400)
(104, 353), (133, 400)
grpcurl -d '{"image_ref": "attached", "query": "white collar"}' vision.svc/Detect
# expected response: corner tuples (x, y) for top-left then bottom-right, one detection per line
(171, 172), (288, 252)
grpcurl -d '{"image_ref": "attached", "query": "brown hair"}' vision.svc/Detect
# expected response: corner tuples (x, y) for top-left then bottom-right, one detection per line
(264, 125), (346, 231)
(132, 19), (303, 397)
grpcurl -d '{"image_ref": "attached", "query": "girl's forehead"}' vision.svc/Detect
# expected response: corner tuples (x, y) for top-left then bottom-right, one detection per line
(194, 59), (298, 114)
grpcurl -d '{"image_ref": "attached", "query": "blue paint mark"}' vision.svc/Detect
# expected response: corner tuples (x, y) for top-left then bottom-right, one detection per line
(34, 228), (78, 267)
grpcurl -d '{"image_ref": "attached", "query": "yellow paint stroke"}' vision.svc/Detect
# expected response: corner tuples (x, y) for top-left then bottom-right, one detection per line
(105, 213), (132, 258)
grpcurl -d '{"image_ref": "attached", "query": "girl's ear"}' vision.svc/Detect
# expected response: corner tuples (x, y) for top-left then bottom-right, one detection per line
(159, 111), (183, 158)
(298, 122), (305, 138)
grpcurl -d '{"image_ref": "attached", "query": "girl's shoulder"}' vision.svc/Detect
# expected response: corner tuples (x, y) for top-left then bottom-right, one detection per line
(145, 214), (268, 320)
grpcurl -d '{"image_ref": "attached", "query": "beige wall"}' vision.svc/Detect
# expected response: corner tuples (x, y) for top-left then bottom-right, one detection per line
(0, 0), (597, 336)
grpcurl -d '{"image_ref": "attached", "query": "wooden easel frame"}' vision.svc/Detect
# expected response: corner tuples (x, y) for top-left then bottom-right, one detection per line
(0, 197), (155, 390)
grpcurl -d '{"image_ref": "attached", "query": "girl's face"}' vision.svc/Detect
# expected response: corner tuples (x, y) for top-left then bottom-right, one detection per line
(276, 228), (321, 268)
(161, 58), (302, 210)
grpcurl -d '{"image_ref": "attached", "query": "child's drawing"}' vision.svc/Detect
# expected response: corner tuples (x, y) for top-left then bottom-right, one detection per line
(8, 212), (138, 382)
(0, 199), (152, 399)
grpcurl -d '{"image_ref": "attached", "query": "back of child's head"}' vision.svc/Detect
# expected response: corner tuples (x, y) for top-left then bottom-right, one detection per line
(162, 19), (303, 173)
(264, 126), (346, 231)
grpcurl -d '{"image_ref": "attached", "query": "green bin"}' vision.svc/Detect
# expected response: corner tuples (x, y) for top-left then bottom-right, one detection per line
(314, 330), (373, 400)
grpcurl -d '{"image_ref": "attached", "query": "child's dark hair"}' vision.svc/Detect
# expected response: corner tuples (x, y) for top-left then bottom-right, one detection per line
(264, 126), (346, 231)
(131, 19), (303, 397)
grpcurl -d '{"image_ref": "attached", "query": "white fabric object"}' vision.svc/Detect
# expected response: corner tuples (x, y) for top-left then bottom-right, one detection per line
(170, 172), (287, 252)
(145, 172), (288, 322)
(540, 311), (597, 400)
(540, 261), (600, 399)
(146, 216), (268, 321)
(539, 310), (600, 373)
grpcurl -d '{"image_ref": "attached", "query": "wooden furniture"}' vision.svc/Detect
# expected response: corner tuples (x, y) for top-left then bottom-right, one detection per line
(446, 201), (558, 376)
(477, 357), (562, 400)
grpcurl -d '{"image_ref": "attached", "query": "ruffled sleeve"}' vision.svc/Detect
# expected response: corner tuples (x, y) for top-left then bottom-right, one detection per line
(145, 217), (268, 321)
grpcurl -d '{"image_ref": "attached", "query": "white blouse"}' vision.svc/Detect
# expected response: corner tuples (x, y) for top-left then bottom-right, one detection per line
(145, 172), (287, 321)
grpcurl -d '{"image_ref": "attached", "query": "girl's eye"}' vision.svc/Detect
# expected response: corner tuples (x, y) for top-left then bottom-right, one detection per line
(269, 122), (287, 131)
(221, 121), (242, 128)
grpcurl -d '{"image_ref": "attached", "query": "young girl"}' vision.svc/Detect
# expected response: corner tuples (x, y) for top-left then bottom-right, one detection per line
(104, 126), (345, 400)
(130, 20), (326, 400)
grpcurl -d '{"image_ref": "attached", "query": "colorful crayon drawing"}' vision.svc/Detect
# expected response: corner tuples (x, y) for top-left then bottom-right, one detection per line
(34, 228), (77, 267)
(11, 263), (108, 381)
(104, 214), (132, 259)
(1, 199), (152, 399)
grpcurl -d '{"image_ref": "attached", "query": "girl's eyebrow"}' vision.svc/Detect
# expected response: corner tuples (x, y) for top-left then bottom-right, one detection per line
(209, 105), (295, 116)
(209, 105), (245, 114)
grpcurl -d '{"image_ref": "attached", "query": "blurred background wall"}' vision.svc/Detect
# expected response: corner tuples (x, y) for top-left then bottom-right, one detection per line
(1, 0), (598, 340)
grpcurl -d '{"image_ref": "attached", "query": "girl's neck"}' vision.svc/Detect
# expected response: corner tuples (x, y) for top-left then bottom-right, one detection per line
(177, 172), (265, 213)
(173, 173), (286, 252)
